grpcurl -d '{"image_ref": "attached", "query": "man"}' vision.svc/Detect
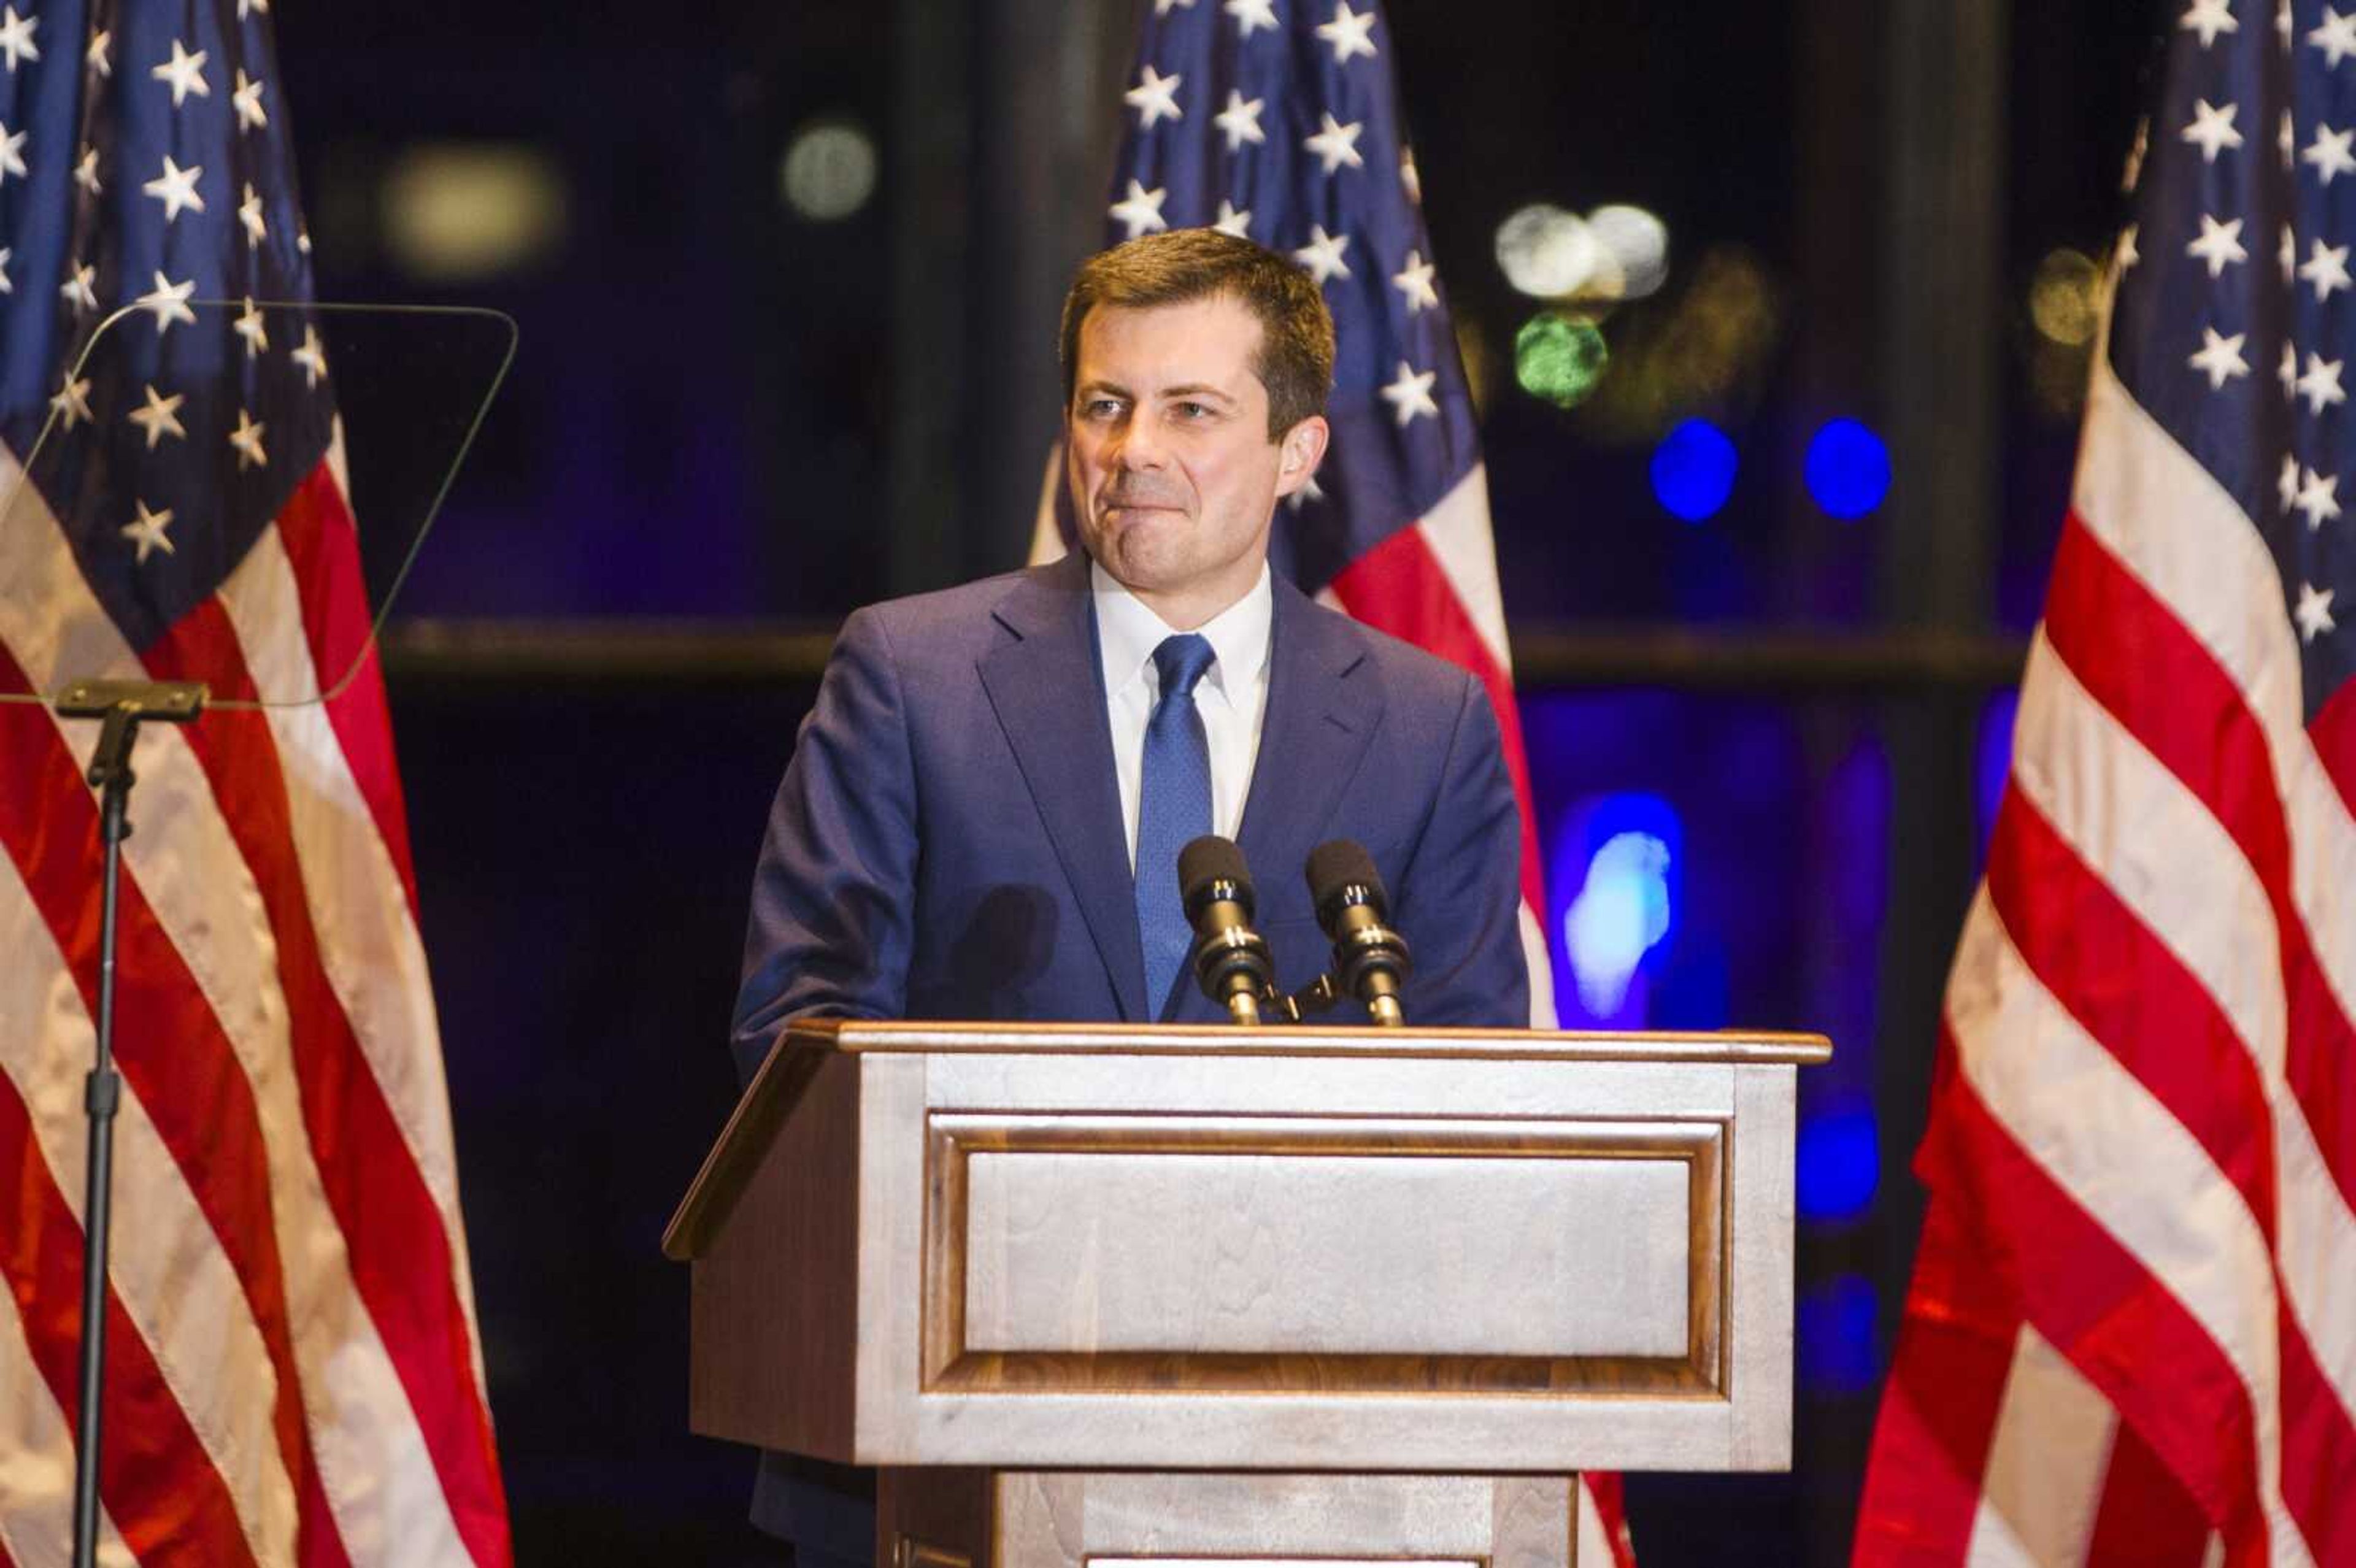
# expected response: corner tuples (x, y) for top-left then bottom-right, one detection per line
(730, 228), (1529, 1558)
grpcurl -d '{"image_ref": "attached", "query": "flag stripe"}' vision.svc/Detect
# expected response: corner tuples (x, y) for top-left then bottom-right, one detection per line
(0, 655), (320, 1564)
(2084, 1419), (2215, 1568)
(202, 513), (504, 1565)
(2042, 514), (2356, 1224)
(1948, 894), (2304, 1563)
(1966, 1325), (2117, 1567)
(0, 1272), (136, 1568)
(0, 1062), (263, 1567)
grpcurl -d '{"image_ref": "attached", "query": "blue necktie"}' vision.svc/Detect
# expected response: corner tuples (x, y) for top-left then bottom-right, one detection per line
(1135, 633), (1217, 1018)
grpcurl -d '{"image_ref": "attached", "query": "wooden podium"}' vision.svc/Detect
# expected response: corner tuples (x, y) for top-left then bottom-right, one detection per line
(665, 1019), (1830, 1566)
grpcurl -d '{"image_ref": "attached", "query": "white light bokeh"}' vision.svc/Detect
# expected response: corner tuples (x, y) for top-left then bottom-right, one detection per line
(780, 120), (879, 222)
(1562, 831), (1673, 1017)
(1495, 203), (1600, 298)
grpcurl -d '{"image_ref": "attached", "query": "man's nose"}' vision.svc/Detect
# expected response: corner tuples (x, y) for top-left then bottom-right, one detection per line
(1113, 410), (1169, 469)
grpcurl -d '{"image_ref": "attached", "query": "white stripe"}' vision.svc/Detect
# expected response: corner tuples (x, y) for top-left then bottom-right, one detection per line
(0, 1282), (137, 1568)
(2017, 630), (2356, 1423)
(1965, 1324), (2116, 1568)
(1412, 464), (1514, 675)
(1519, 900), (1556, 1030)
(0, 466), (477, 1565)
(2074, 358), (2356, 1038)
(1573, 1477), (1617, 1566)
(0, 850), (295, 1564)
(1949, 890), (2311, 1566)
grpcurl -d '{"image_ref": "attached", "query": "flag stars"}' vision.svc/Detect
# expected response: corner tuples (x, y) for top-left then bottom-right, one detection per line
(2312, 6), (2356, 64)
(2182, 0), (2239, 47)
(2281, 452), (2303, 510)
(234, 297), (269, 357)
(0, 245), (9, 293)
(2283, 339), (2301, 398)
(142, 154), (205, 223)
(228, 409), (268, 471)
(2296, 352), (2346, 413)
(1380, 361), (1438, 425)
(120, 501), (175, 565)
(1392, 249), (1438, 313)
(1125, 64), (1182, 130)
(85, 28), (108, 78)
(239, 182), (268, 247)
(2304, 124), (2356, 182)
(127, 384), (187, 449)
(2302, 239), (2352, 301)
(1152, 0), (1196, 13)
(75, 144), (101, 197)
(1213, 90), (1265, 152)
(151, 39), (209, 107)
(231, 68), (266, 133)
(1303, 113), (1365, 174)
(50, 372), (92, 429)
(1293, 224), (1352, 285)
(2117, 223), (2140, 272)
(2283, 0), (2298, 49)
(1109, 179), (1168, 239)
(60, 261), (96, 312)
(2282, 107), (2298, 168)
(1314, 1), (1377, 63)
(2190, 326), (2252, 388)
(0, 6), (39, 73)
(136, 271), (198, 334)
(1212, 198), (1252, 238)
(0, 121), (25, 185)
(1225, 0), (1278, 36)
(2183, 99), (2245, 162)
(2187, 213), (2248, 277)
(2295, 465), (2343, 527)
(292, 325), (328, 388)
(2296, 583), (2339, 641)
(2282, 222), (2298, 281)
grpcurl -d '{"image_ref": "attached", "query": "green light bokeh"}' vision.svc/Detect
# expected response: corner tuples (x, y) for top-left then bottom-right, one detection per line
(1514, 312), (1609, 407)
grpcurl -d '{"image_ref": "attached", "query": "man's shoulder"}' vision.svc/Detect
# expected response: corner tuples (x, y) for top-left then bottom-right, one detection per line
(840, 558), (1080, 656)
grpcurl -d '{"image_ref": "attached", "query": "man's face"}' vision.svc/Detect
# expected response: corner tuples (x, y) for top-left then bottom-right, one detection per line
(1064, 293), (1326, 626)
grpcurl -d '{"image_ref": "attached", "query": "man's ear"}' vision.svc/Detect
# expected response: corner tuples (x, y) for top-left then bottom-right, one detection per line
(1273, 415), (1331, 498)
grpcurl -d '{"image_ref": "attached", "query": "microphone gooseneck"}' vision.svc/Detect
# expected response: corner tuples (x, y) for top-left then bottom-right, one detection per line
(1305, 839), (1412, 1027)
(1179, 835), (1274, 1026)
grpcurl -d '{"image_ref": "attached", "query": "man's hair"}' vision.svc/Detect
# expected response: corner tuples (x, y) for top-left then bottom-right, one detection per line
(1059, 228), (1337, 438)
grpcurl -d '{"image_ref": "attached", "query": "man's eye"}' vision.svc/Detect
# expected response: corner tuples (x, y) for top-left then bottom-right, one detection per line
(1084, 399), (1125, 418)
(1177, 401), (1211, 419)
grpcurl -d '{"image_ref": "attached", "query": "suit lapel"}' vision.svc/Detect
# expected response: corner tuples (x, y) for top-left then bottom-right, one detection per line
(976, 558), (1149, 1021)
(1236, 577), (1384, 898)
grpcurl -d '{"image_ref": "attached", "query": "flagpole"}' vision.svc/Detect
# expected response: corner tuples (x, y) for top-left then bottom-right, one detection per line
(52, 679), (207, 1568)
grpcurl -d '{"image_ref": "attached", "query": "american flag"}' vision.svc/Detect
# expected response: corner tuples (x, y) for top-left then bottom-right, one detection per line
(1854, 3), (2356, 1563)
(0, 1), (509, 1563)
(1036, 1), (1633, 1561)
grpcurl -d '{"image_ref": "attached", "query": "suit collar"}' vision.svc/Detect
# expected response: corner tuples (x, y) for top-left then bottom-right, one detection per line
(978, 555), (1150, 1020)
(1234, 575), (1383, 903)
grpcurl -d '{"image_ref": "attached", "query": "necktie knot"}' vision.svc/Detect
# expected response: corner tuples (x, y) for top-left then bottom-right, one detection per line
(1153, 633), (1216, 701)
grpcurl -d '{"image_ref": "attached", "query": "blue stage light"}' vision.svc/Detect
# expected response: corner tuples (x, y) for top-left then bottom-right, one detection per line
(1647, 417), (1738, 522)
(1804, 418), (1891, 520)
(1796, 1105), (1879, 1221)
(1550, 792), (1682, 1026)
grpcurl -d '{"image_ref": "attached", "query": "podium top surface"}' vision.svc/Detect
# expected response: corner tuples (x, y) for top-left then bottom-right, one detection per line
(664, 1021), (1828, 1260)
(795, 1018), (1833, 1064)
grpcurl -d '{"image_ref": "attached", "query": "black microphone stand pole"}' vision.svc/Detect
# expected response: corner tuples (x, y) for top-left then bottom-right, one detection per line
(52, 677), (206, 1568)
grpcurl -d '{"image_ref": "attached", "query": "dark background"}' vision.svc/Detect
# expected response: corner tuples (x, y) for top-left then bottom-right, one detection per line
(267, 2), (2163, 1561)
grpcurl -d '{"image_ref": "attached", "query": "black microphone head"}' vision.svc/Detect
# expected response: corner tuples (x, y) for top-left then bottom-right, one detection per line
(1306, 839), (1386, 922)
(1179, 834), (1255, 923)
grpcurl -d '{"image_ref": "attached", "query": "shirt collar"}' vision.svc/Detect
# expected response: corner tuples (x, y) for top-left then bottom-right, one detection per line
(1091, 558), (1274, 704)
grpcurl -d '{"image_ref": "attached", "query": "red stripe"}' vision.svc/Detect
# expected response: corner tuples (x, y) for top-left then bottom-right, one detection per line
(2085, 1419), (2211, 1567)
(1580, 1472), (1636, 1568)
(1853, 1195), (2025, 1565)
(274, 465), (421, 918)
(0, 639), (337, 1565)
(1331, 526), (1547, 923)
(138, 586), (513, 1566)
(2045, 514), (2356, 1215)
(0, 1070), (259, 1567)
(1928, 1048), (2273, 1567)
(2312, 673), (2356, 825)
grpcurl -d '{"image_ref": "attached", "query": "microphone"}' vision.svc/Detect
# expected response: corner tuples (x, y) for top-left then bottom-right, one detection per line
(1306, 840), (1411, 1027)
(1179, 835), (1275, 1026)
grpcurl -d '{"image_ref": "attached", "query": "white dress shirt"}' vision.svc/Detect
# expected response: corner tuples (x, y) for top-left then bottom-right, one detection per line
(1092, 559), (1274, 872)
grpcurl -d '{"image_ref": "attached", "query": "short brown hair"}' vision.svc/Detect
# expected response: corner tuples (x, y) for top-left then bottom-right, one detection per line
(1059, 229), (1337, 438)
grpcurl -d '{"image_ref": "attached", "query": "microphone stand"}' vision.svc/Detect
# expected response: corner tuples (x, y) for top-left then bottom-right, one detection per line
(51, 677), (207, 1568)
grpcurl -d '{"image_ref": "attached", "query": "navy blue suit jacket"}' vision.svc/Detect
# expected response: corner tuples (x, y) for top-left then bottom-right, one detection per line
(728, 553), (1529, 1549)
(732, 551), (1529, 1076)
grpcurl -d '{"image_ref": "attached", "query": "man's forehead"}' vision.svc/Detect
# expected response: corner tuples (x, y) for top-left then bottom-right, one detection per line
(1076, 295), (1266, 392)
